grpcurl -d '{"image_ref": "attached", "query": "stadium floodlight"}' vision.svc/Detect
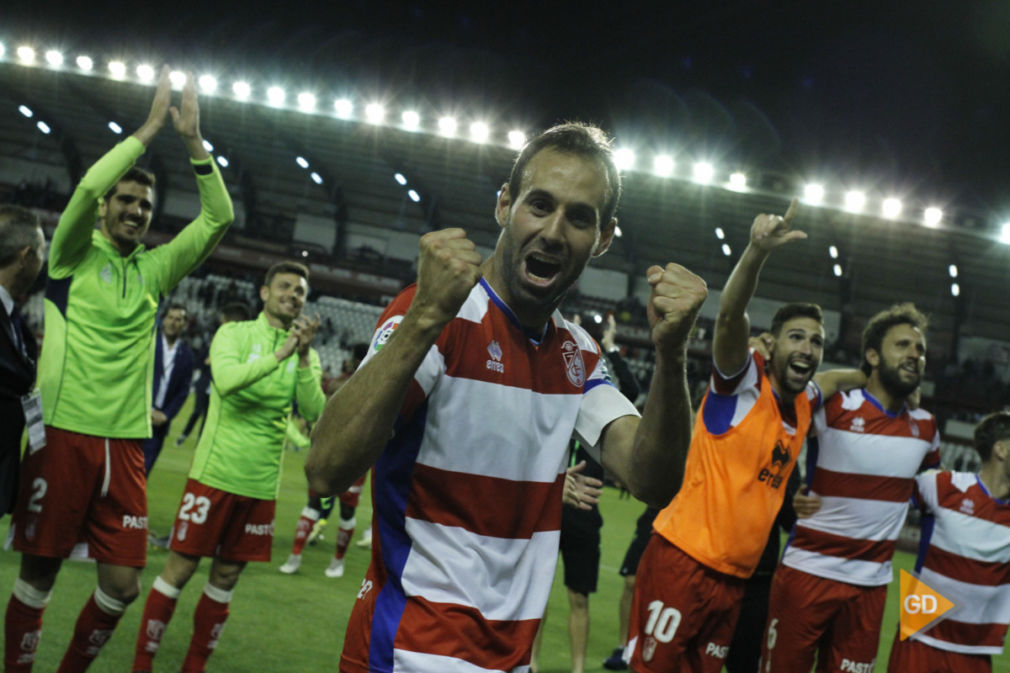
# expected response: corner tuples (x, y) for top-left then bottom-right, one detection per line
(108, 121), (123, 135)
(216, 155), (229, 168)
(36, 121), (51, 134)
(394, 173), (407, 186)
(653, 154), (674, 177)
(833, 263), (843, 277)
(266, 86), (286, 106)
(728, 172), (748, 191)
(16, 46), (36, 64)
(169, 70), (187, 90)
(202, 139), (214, 152)
(364, 103), (385, 124)
(948, 264), (958, 278)
(18, 105), (33, 118)
(882, 197), (902, 219)
(507, 129), (526, 149)
(334, 98), (353, 119)
(803, 183), (825, 205)
(297, 92), (317, 111)
(108, 60), (126, 78)
(295, 156), (309, 169)
(469, 121), (490, 143)
(829, 245), (838, 259)
(614, 148), (636, 171)
(76, 55), (93, 71)
(198, 74), (218, 94)
(614, 225), (623, 238)
(593, 314), (603, 324)
(715, 227), (725, 240)
(951, 282), (960, 297)
(438, 116), (458, 137)
(843, 190), (866, 212)
(310, 172), (323, 185)
(232, 81), (252, 100)
(721, 243), (732, 257)
(44, 50), (63, 67)
(136, 64), (156, 83)
(408, 189), (421, 203)
(923, 206), (943, 228)
(693, 161), (715, 184)
(401, 110), (420, 131)
(0, 43), (5, 59)
(1000, 222), (1010, 244)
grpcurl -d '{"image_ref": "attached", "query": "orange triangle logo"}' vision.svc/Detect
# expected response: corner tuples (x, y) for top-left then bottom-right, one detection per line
(899, 569), (956, 640)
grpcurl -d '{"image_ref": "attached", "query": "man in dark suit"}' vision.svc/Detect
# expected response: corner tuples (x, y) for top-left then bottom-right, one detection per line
(142, 303), (195, 475)
(0, 205), (46, 516)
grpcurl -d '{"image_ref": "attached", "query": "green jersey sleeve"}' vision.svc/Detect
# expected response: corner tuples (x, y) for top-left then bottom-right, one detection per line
(210, 322), (282, 397)
(295, 348), (326, 423)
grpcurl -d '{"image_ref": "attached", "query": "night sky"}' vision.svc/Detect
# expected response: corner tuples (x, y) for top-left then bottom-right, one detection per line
(6, 0), (1010, 215)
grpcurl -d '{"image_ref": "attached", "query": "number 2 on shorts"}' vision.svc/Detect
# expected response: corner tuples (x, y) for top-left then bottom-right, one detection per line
(179, 492), (211, 524)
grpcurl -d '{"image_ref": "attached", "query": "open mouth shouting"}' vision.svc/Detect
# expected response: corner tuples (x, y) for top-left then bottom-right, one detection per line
(521, 250), (564, 291)
(787, 358), (813, 381)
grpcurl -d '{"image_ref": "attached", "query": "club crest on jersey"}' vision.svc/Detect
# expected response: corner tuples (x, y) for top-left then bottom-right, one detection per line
(486, 339), (504, 373)
(100, 264), (113, 285)
(372, 317), (401, 353)
(561, 340), (586, 388)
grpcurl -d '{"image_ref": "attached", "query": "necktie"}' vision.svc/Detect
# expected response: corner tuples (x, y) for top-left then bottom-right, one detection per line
(9, 306), (26, 358)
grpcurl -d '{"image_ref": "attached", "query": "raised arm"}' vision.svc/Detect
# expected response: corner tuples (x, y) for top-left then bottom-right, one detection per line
(813, 367), (867, 400)
(305, 229), (482, 496)
(292, 316), (326, 423)
(210, 322), (300, 397)
(714, 199), (804, 376)
(598, 262), (708, 507)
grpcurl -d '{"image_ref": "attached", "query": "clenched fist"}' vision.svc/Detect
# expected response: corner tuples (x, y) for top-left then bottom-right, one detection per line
(411, 228), (483, 331)
(646, 262), (708, 358)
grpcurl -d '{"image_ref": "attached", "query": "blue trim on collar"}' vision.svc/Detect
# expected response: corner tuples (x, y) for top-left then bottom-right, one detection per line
(861, 388), (905, 418)
(478, 278), (549, 343)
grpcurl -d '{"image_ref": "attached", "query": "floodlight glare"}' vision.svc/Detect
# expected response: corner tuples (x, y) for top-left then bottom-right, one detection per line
(408, 189), (421, 203)
(36, 121), (51, 134)
(18, 105), (33, 118)
(593, 314), (603, 324)
(470, 121), (490, 143)
(0, 43), (5, 59)
(202, 139), (214, 152)
(653, 154), (674, 177)
(614, 149), (636, 171)
(296, 156), (309, 169)
(923, 207), (942, 227)
(715, 227), (725, 240)
(803, 183), (825, 205)
(401, 110), (420, 131)
(232, 81), (252, 100)
(108, 60), (126, 78)
(44, 50), (63, 67)
(297, 92), (317, 111)
(310, 172), (323, 185)
(108, 121), (123, 135)
(882, 197), (902, 219)
(833, 263), (843, 277)
(169, 70), (187, 90)
(693, 162), (715, 184)
(438, 116), (457, 136)
(614, 226), (623, 238)
(198, 74), (218, 94)
(364, 103), (385, 124)
(843, 190), (866, 212)
(721, 243), (732, 257)
(507, 130), (526, 149)
(951, 282), (960, 297)
(829, 245), (838, 259)
(266, 86), (286, 106)
(334, 98), (353, 119)
(136, 64), (155, 83)
(1000, 222), (1010, 244)
(17, 46), (36, 64)
(216, 155), (229, 168)
(394, 173), (407, 186)
(728, 172), (748, 190)
(76, 55), (93, 71)
(948, 264), (958, 278)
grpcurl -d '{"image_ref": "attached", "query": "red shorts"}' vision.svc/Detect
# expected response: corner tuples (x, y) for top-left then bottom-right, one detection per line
(627, 534), (744, 673)
(887, 629), (992, 673)
(339, 473), (367, 509)
(168, 479), (276, 562)
(11, 426), (147, 567)
(760, 564), (887, 673)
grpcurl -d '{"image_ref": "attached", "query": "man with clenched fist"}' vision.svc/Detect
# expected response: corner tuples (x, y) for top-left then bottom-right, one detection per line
(306, 122), (707, 673)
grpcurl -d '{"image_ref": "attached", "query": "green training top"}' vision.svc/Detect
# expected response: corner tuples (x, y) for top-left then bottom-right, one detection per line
(188, 313), (326, 500)
(39, 136), (234, 439)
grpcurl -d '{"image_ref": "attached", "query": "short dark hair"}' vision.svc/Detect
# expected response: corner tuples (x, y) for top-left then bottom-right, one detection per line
(104, 167), (156, 202)
(507, 122), (622, 227)
(860, 303), (929, 375)
(220, 301), (251, 322)
(0, 204), (43, 267)
(973, 411), (1010, 463)
(163, 302), (188, 318)
(263, 261), (310, 287)
(770, 303), (823, 336)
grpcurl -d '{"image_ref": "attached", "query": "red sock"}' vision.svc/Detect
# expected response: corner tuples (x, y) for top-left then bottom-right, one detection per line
(335, 516), (356, 560)
(181, 585), (232, 673)
(56, 589), (125, 673)
(5, 580), (49, 673)
(291, 507), (319, 556)
(132, 577), (181, 673)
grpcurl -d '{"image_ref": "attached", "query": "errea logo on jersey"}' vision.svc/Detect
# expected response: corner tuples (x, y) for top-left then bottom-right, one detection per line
(850, 417), (865, 433)
(486, 339), (504, 373)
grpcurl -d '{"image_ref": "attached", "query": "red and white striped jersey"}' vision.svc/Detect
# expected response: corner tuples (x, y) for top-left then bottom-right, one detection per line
(910, 470), (1010, 655)
(340, 279), (639, 673)
(782, 388), (940, 586)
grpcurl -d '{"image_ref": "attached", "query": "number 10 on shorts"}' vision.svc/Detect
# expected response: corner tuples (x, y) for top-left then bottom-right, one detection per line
(644, 600), (682, 643)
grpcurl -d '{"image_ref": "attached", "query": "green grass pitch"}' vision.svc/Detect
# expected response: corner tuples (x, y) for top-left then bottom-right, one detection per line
(1, 400), (1007, 671)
